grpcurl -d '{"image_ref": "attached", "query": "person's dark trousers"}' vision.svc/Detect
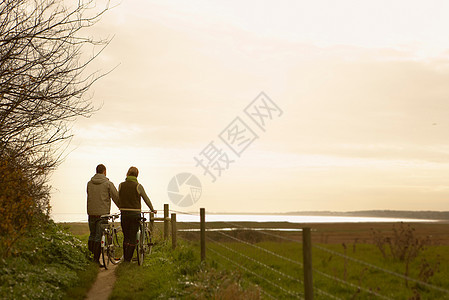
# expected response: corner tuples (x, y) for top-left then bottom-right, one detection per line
(121, 211), (140, 262)
(88, 240), (94, 253)
(122, 242), (136, 262)
(88, 215), (107, 263)
(93, 241), (102, 264)
(125, 244), (136, 262)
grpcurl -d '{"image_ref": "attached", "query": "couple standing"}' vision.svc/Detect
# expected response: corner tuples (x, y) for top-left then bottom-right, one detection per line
(86, 164), (157, 264)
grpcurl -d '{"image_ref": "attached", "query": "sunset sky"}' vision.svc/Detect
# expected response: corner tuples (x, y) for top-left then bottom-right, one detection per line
(50, 0), (449, 217)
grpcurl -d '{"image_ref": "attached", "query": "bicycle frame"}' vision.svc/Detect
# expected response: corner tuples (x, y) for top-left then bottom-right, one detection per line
(100, 213), (122, 268)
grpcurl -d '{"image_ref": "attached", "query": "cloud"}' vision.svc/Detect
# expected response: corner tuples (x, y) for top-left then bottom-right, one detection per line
(51, 1), (449, 214)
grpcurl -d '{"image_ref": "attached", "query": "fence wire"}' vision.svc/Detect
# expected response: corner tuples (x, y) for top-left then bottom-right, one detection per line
(219, 220), (449, 296)
(169, 209), (199, 216)
(208, 247), (303, 299)
(215, 225), (346, 300)
(313, 244), (449, 295)
(172, 210), (449, 298)
(313, 287), (342, 300)
(213, 259), (277, 300)
(314, 268), (392, 300)
(218, 220), (303, 243)
(208, 230), (340, 300)
(213, 229), (304, 267)
(207, 236), (303, 284)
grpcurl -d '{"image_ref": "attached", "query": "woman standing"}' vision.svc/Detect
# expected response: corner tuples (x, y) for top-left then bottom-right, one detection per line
(119, 166), (157, 262)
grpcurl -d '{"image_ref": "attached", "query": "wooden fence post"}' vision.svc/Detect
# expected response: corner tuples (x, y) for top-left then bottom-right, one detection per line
(303, 227), (314, 300)
(171, 213), (177, 249)
(200, 208), (206, 262)
(164, 203), (169, 240)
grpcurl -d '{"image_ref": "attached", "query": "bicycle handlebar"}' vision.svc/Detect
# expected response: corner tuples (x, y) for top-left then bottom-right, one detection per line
(100, 213), (120, 220)
(100, 211), (157, 220)
(141, 210), (157, 215)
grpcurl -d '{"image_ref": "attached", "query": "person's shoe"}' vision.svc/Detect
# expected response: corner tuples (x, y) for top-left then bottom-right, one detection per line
(94, 260), (104, 267)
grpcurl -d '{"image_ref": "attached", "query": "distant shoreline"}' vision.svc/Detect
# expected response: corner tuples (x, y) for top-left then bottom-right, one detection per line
(203, 210), (449, 220)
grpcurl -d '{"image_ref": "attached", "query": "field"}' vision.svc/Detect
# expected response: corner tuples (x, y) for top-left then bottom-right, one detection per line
(64, 221), (449, 299)
(206, 240), (449, 299)
(65, 220), (449, 244)
(181, 221), (449, 299)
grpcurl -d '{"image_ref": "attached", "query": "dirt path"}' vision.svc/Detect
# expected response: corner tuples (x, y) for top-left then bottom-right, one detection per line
(85, 263), (118, 300)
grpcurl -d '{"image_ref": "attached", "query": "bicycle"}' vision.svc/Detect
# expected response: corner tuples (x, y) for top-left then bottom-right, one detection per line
(136, 211), (155, 266)
(100, 213), (123, 269)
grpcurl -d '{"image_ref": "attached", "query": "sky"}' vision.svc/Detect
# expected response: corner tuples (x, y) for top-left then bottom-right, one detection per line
(50, 0), (449, 217)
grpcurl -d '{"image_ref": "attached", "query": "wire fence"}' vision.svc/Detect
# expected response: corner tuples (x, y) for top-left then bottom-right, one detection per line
(170, 208), (449, 300)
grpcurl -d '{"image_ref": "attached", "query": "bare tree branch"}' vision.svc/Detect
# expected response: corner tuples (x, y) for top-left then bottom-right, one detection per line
(0, 0), (111, 215)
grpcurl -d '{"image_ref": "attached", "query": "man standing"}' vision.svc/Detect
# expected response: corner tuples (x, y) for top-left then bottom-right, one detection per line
(87, 164), (119, 264)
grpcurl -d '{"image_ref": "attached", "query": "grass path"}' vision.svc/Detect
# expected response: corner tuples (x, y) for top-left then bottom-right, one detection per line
(85, 263), (118, 300)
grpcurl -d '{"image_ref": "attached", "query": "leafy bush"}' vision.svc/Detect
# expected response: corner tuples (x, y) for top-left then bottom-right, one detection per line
(0, 221), (93, 299)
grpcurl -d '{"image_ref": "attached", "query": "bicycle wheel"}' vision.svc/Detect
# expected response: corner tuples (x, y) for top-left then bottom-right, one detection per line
(109, 227), (123, 264)
(100, 233), (109, 269)
(137, 227), (145, 266)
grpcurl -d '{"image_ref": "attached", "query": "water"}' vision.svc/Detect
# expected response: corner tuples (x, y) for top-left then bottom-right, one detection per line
(51, 213), (436, 223)
(178, 227), (304, 232)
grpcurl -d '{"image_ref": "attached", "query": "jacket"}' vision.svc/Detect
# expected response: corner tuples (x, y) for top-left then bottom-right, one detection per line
(118, 176), (154, 211)
(87, 173), (119, 215)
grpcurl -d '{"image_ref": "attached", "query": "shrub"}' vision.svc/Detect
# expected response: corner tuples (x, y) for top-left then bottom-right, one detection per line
(0, 158), (36, 257)
(0, 221), (92, 299)
(371, 223), (432, 287)
(371, 223), (430, 262)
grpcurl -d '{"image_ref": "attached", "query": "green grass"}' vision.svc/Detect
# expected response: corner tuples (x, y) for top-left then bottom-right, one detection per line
(64, 262), (99, 299)
(207, 240), (449, 299)
(0, 220), (98, 299)
(111, 240), (202, 299)
(60, 222), (89, 236)
(110, 240), (261, 299)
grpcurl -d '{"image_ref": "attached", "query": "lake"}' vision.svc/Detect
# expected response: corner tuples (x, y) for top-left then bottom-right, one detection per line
(51, 212), (437, 223)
